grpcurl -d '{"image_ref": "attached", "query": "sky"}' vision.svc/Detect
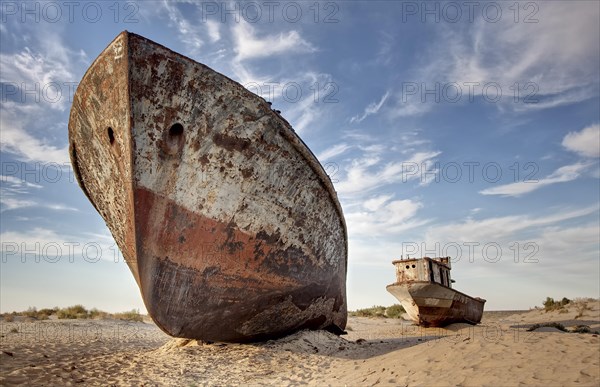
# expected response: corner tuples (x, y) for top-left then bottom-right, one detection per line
(1, 1), (599, 313)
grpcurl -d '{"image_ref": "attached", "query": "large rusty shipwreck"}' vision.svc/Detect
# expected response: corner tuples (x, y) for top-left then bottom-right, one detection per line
(68, 31), (347, 342)
(387, 257), (485, 326)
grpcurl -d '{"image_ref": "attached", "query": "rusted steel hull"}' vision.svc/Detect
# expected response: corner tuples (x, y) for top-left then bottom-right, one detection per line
(386, 282), (485, 327)
(68, 31), (347, 342)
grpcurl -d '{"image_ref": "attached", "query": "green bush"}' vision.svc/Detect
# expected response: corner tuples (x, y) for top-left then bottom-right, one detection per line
(113, 309), (143, 322)
(89, 308), (109, 319)
(349, 304), (405, 318)
(39, 307), (58, 316)
(5, 305), (146, 322)
(350, 305), (387, 318)
(21, 307), (57, 320)
(57, 305), (89, 319)
(543, 297), (570, 312)
(385, 304), (406, 318)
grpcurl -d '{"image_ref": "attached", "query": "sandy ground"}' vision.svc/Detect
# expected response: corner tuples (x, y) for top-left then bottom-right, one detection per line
(1, 300), (599, 386)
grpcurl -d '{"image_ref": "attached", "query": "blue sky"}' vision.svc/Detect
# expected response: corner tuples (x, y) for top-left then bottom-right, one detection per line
(1, 1), (599, 313)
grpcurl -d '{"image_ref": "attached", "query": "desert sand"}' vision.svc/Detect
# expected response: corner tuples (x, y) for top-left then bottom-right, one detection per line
(1, 300), (599, 386)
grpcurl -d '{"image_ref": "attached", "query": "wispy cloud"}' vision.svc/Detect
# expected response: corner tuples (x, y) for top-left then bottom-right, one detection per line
(316, 143), (352, 162)
(0, 45), (77, 111)
(350, 91), (390, 123)
(206, 20), (221, 43)
(0, 195), (79, 213)
(391, 2), (600, 116)
(345, 194), (429, 237)
(0, 23), (76, 165)
(161, 1), (204, 57)
(336, 150), (441, 195)
(479, 162), (594, 197)
(1, 175), (43, 189)
(425, 205), (599, 245)
(480, 123), (599, 197)
(0, 197), (38, 212)
(0, 104), (70, 164)
(417, 206), (600, 287)
(562, 124), (600, 158)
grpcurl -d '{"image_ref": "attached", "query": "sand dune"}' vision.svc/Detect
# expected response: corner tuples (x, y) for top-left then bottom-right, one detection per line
(1, 300), (598, 386)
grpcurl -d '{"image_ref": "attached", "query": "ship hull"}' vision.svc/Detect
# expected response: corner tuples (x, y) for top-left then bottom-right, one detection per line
(68, 32), (347, 342)
(387, 282), (485, 327)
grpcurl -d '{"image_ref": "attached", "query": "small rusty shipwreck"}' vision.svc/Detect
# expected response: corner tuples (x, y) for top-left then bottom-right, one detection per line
(68, 31), (347, 342)
(386, 257), (485, 326)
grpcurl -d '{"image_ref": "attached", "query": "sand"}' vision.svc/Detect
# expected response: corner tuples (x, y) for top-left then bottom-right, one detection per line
(1, 299), (599, 386)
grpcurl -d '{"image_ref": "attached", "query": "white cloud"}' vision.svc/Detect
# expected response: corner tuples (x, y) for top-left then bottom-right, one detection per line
(232, 20), (316, 61)
(161, 1), (204, 56)
(345, 195), (428, 237)
(350, 91), (390, 123)
(0, 104), (70, 164)
(479, 162), (593, 197)
(336, 150), (441, 195)
(389, 94), (432, 118)
(394, 2), (600, 115)
(0, 17), (84, 113)
(562, 124), (600, 158)
(0, 197), (37, 212)
(316, 143), (352, 162)
(273, 71), (334, 134)
(425, 205), (599, 245)
(1, 175), (42, 189)
(363, 194), (394, 211)
(206, 20), (221, 43)
(283, 91), (320, 134)
(0, 195), (79, 212)
(0, 24), (76, 166)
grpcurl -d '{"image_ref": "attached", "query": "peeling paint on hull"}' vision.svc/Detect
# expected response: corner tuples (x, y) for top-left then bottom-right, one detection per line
(68, 32), (347, 342)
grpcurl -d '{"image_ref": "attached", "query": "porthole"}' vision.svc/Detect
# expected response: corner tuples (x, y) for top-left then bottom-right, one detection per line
(162, 123), (185, 155)
(107, 127), (115, 144)
(169, 123), (183, 137)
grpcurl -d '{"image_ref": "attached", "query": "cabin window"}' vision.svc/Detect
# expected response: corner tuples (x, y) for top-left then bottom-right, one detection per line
(411, 264), (415, 268)
(107, 127), (115, 144)
(428, 261), (434, 282)
(405, 265), (410, 269)
(439, 268), (445, 285)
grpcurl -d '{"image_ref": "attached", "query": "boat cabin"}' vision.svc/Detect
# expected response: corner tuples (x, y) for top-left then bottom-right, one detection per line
(391, 257), (453, 288)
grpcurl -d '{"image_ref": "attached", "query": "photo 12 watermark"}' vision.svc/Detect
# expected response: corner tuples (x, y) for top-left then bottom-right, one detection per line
(398, 161), (540, 184)
(1, 1), (140, 24)
(401, 241), (540, 263)
(2, 162), (75, 185)
(401, 81), (539, 104)
(198, 1), (340, 23)
(398, 1), (539, 24)
(244, 81), (339, 104)
(1, 81), (79, 106)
